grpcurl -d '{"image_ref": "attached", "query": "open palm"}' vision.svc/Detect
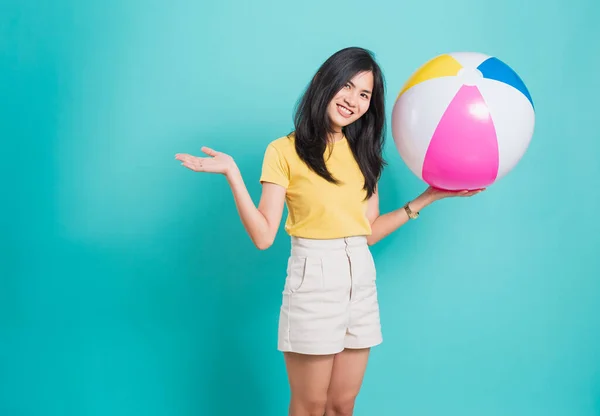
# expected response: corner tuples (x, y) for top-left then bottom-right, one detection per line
(425, 185), (485, 200)
(175, 147), (235, 175)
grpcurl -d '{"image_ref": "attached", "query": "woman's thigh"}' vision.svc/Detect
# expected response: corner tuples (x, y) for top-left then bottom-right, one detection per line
(327, 348), (370, 397)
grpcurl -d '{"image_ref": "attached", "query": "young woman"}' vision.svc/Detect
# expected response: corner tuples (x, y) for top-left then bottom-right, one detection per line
(176, 47), (482, 416)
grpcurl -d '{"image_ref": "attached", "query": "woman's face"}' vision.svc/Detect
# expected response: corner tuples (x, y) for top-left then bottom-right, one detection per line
(327, 70), (374, 132)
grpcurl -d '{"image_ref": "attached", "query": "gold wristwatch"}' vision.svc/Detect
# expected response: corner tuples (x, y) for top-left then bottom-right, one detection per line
(403, 202), (419, 219)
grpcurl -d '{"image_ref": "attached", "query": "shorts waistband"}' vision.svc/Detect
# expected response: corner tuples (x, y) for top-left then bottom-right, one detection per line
(290, 236), (368, 257)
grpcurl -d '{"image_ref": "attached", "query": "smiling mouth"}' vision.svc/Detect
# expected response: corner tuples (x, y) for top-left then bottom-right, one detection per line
(337, 104), (354, 117)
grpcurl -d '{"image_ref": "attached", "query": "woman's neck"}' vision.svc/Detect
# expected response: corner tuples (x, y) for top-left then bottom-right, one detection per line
(328, 130), (344, 143)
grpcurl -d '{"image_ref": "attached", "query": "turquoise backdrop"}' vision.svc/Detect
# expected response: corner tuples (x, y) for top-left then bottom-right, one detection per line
(2, 0), (599, 415)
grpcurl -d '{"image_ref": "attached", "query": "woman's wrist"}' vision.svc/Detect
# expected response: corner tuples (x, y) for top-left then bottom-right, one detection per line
(224, 162), (241, 183)
(408, 189), (438, 212)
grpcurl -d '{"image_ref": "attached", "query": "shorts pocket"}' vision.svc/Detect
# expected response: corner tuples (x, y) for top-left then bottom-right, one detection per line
(283, 255), (323, 294)
(360, 248), (377, 284)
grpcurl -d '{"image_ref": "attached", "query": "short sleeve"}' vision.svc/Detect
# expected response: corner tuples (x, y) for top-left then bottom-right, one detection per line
(260, 143), (290, 189)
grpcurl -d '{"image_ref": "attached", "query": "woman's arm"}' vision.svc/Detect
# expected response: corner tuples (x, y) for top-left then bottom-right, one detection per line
(226, 166), (286, 250)
(366, 186), (484, 246)
(176, 147), (286, 250)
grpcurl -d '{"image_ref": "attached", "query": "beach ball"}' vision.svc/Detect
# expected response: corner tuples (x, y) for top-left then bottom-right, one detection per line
(392, 52), (535, 191)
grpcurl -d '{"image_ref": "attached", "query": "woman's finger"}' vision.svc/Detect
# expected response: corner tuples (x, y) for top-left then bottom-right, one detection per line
(181, 161), (196, 171)
(175, 154), (195, 163)
(201, 147), (219, 157)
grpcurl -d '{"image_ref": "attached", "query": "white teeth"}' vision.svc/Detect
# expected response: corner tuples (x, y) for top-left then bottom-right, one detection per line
(338, 104), (352, 115)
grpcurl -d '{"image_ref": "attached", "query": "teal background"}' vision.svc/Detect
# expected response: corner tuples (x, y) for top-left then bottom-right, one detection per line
(2, 0), (599, 415)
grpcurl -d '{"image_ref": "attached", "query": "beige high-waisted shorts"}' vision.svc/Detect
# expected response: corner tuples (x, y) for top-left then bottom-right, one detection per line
(278, 235), (383, 355)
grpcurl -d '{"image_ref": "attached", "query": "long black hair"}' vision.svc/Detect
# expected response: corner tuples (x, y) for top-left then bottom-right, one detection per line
(292, 46), (386, 199)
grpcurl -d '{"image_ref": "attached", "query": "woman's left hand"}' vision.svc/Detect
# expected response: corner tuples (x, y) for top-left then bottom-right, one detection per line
(423, 186), (485, 202)
(404, 185), (486, 217)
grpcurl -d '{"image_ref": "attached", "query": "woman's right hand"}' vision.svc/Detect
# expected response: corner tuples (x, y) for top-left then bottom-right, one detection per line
(175, 147), (237, 176)
(175, 145), (285, 250)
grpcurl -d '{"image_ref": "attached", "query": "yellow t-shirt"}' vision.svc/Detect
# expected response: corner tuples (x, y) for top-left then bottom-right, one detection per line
(259, 134), (372, 239)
